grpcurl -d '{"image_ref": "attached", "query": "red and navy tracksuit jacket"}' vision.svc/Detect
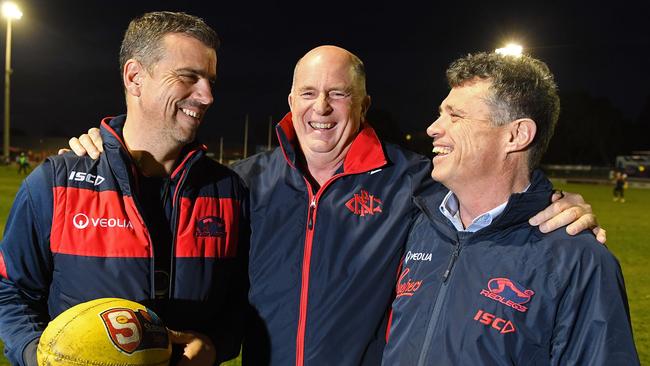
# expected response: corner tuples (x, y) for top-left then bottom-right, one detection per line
(0, 115), (248, 366)
(233, 112), (433, 365)
(382, 170), (640, 365)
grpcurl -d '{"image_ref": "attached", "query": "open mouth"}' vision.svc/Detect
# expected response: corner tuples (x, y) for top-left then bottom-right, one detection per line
(181, 108), (201, 119)
(432, 146), (453, 156)
(308, 121), (336, 130)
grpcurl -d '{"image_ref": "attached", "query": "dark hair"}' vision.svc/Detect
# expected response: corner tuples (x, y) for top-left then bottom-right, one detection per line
(446, 52), (560, 170)
(119, 11), (219, 76)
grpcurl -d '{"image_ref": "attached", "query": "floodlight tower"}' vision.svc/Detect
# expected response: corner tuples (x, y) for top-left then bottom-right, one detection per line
(2, 1), (22, 161)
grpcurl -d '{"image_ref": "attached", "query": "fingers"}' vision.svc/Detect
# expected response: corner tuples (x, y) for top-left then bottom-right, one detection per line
(593, 227), (607, 244)
(168, 329), (195, 345)
(57, 148), (71, 155)
(535, 205), (584, 233)
(564, 212), (596, 235)
(79, 134), (101, 160)
(88, 128), (104, 153)
(169, 329), (216, 366)
(68, 137), (88, 157)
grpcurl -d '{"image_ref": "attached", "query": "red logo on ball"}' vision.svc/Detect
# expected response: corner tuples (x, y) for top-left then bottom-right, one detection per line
(101, 308), (142, 354)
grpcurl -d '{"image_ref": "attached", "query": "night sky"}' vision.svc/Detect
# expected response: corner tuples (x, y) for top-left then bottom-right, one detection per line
(4, 0), (650, 151)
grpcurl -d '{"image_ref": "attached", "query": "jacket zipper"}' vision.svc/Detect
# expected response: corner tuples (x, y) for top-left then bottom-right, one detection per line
(416, 241), (461, 366)
(296, 195), (317, 366)
(168, 166), (192, 299)
(129, 165), (157, 297)
(162, 177), (175, 299)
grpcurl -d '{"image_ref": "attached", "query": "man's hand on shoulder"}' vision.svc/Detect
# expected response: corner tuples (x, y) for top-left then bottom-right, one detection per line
(58, 128), (103, 159)
(529, 190), (606, 244)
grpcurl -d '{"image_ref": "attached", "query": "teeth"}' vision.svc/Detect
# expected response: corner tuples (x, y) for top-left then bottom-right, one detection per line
(181, 108), (199, 118)
(309, 122), (335, 129)
(432, 146), (452, 155)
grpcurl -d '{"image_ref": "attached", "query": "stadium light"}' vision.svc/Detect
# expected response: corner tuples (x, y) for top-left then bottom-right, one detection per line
(2, 1), (21, 161)
(495, 43), (523, 57)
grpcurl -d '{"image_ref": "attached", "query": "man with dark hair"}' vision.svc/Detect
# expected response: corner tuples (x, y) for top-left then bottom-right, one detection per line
(67, 46), (603, 365)
(382, 52), (639, 365)
(0, 11), (248, 366)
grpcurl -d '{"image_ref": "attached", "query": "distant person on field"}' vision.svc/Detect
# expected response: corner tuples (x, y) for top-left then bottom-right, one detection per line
(613, 170), (628, 202)
(17, 153), (29, 175)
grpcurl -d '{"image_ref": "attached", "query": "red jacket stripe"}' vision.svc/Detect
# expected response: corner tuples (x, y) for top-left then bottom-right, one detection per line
(0, 252), (7, 279)
(50, 187), (152, 257)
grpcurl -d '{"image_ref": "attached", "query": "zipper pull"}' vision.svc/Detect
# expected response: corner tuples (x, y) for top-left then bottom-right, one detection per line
(442, 244), (461, 282)
(307, 199), (316, 230)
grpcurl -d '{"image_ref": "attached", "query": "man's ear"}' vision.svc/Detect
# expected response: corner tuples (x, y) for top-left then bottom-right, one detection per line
(505, 118), (537, 153)
(287, 92), (293, 110)
(123, 59), (144, 97)
(361, 95), (372, 120)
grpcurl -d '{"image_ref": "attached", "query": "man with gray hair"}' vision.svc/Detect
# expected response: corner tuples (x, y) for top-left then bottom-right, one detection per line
(382, 52), (639, 365)
(0, 11), (248, 366)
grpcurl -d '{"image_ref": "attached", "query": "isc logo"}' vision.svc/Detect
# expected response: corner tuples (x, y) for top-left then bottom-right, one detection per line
(473, 309), (516, 334)
(68, 171), (105, 186)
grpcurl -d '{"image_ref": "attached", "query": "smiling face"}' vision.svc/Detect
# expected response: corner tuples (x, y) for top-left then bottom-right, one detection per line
(137, 33), (217, 145)
(288, 46), (370, 163)
(427, 79), (510, 191)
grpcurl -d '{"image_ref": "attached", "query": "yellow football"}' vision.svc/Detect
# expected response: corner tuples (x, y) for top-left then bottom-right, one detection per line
(37, 298), (171, 366)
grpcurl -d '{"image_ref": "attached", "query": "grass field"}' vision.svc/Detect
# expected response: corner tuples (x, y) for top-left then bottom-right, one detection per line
(0, 165), (647, 364)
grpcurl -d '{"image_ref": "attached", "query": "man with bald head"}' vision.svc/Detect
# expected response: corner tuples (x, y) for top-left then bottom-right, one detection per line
(68, 45), (601, 365)
(232, 45), (601, 365)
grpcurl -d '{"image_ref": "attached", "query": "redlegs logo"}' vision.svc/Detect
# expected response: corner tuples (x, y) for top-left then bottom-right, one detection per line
(480, 277), (534, 312)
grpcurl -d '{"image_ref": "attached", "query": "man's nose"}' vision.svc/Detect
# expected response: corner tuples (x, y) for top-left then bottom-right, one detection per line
(194, 78), (214, 106)
(426, 116), (444, 137)
(313, 93), (333, 115)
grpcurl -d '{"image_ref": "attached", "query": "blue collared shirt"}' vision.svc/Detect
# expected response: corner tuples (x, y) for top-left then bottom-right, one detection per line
(439, 184), (530, 232)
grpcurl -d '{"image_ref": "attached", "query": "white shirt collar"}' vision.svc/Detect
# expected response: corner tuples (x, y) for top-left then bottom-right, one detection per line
(439, 183), (531, 233)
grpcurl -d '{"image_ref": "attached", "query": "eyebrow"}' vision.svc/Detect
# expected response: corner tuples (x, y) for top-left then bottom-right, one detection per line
(440, 104), (467, 116)
(177, 67), (217, 83)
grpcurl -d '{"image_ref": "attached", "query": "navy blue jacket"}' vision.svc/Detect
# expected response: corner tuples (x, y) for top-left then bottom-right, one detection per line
(0, 116), (248, 365)
(233, 113), (433, 366)
(382, 170), (639, 365)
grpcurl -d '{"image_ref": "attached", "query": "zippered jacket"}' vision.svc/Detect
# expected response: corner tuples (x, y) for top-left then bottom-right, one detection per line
(233, 112), (433, 365)
(382, 170), (640, 365)
(0, 115), (249, 365)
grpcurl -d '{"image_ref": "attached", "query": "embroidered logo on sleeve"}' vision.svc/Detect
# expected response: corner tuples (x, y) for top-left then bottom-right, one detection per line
(345, 189), (382, 217)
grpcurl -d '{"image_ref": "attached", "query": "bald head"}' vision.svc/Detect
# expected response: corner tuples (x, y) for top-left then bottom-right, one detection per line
(292, 46), (367, 96)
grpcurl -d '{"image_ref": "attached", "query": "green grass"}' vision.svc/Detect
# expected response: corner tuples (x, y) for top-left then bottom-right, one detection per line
(0, 166), (647, 364)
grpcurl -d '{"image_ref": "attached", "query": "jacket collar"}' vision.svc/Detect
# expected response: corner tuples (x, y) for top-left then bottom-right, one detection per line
(275, 112), (388, 174)
(416, 170), (554, 241)
(100, 115), (206, 189)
